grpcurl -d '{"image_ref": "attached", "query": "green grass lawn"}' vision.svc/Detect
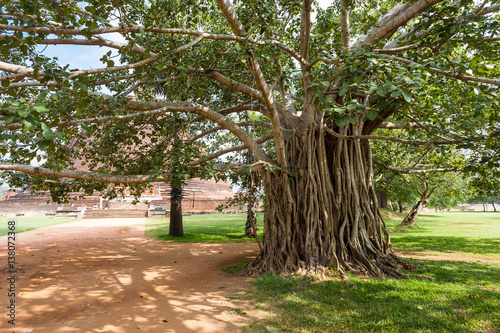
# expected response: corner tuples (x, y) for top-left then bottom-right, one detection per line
(147, 211), (500, 332)
(383, 211), (500, 259)
(0, 216), (78, 236)
(146, 213), (264, 242)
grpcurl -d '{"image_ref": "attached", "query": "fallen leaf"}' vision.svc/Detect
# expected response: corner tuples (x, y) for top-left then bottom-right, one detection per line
(417, 306), (423, 310)
(61, 288), (69, 291)
(162, 319), (168, 323)
(137, 326), (144, 329)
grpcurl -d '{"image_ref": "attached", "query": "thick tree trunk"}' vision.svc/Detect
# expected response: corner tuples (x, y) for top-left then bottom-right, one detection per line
(169, 184), (183, 237)
(248, 125), (401, 278)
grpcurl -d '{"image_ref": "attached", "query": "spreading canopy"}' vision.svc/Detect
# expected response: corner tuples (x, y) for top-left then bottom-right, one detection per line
(0, 0), (498, 189)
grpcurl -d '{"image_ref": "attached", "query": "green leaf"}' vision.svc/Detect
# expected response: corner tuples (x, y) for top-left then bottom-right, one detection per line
(335, 116), (349, 127)
(88, 21), (98, 32)
(38, 139), (51, 151)
(21, 118), (36, 131)
(18, 107), (30, 118)
(1, 80), (10, 88)
(376, 88), (386, 97)
(5, 114), (16, 124)
(366, 110), (378, 120)
(34, 103), (49, 113)
(402, 91), (413, 103)
(390, 89), (402, 97)
(41, 122), (55, 140)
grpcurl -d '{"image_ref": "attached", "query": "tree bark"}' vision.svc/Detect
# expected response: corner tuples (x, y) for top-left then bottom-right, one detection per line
(401, 188), (433, 226)
(169, 183), (183, 237)
(492, 202), (497, 212)
(377, 190), (388, 209)
(248, 125), (402, 278)
(398, 201), (404, 213)
(245, 173), (258, 238)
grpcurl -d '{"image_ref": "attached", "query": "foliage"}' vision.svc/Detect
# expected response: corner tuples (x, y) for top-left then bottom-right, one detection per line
(373, 134), (468, 210)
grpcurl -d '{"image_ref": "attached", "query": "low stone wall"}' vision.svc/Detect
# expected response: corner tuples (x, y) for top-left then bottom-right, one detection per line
(0, 205), (60, 217)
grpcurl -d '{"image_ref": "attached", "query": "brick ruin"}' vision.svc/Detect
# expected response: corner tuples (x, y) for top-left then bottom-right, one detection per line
(0, 178), (239, 218)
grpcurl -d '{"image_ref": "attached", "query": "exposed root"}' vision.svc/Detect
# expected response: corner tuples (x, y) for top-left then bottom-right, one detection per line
(247, 124), (411, 279)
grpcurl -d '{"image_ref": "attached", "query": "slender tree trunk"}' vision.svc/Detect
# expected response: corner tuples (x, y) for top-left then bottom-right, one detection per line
(248, 124), (401, 278)
(492, 202), (497, 212)
(169, 184), (183, 237)
(401, 191), (432, 226)
(245, 136), (258, 238)
(245, 173), (258, 238)
(400, 200), (423, 226)
(398, 201), (404, 213)
(483, 203), (486, 212)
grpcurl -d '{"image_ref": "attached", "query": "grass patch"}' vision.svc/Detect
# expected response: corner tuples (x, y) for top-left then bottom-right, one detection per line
(146, 210), (499, 332)
(221, 259), (254, 273)
(0, 216), (78, 236)
(146, 213), (263, 243)
(383, 211), (500, 259)
(243, 260), (500, 332)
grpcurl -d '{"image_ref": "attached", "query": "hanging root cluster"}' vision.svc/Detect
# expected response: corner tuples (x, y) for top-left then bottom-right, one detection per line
(247, 124), (406, 279)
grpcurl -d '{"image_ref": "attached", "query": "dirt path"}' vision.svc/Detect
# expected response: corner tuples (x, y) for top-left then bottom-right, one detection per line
(0, 218), (260, 333)
(395, 251), (500, 264)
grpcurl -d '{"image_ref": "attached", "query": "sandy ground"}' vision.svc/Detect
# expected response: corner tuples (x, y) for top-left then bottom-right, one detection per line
(0, 218), (260, 333)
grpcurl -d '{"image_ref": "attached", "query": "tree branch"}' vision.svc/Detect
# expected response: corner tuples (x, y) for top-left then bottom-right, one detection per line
(372, 158), (461, 174)
(122, 101), (274, 163)
(185, 121), (272, 144)
(340, 0), (350, 48)
(377, 122), (425, 129)
(0, 163), (165, 184)
(381, 55), (500, 86)
(354, 1), (444, 48)
(191, 131), (274, 166)
(324, 126), (500, 145)
(214, 0), (245, 36)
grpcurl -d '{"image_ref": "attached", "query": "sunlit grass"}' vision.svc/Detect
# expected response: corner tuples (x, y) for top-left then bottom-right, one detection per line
(0, 216), (78, 236)
(243, 260), (499, 333)
(145, 213), (264, 242)
(383, 211), (500, 259)
(146, 211), (499, 332)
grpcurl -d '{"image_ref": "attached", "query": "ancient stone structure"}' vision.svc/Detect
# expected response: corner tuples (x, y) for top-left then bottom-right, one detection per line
(0, 178), (237, 217)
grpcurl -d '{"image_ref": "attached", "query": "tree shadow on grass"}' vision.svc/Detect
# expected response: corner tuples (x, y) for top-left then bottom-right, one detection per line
(247, 260), (500, 333)
(391, 236), (499, 256)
